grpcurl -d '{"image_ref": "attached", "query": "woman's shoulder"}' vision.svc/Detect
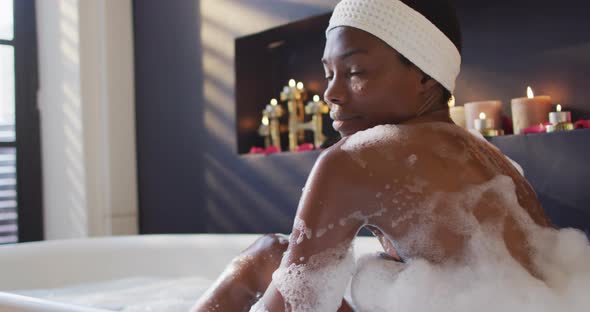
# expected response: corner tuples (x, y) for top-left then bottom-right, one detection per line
(319, 123), (462, 173)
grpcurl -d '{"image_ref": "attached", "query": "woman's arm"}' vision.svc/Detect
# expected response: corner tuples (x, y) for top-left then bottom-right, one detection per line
(254, 144), (373, 312)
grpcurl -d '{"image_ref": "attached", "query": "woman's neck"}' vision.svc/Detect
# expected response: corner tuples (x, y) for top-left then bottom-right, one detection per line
(402, 108), (452, 125)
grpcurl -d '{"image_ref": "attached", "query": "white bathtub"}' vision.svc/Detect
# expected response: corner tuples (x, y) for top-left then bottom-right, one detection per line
(0, 234), (381, 311)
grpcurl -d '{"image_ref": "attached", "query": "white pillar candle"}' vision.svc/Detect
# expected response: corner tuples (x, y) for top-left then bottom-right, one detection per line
(448, 96), (466, 128)
(511, 87), (552, 134)
(549, 104), (572, 124)
(474, 112), (495, 130)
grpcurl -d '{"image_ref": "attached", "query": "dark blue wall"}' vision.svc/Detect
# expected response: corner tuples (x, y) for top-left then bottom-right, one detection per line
(454, 0), (590, 119)
(133, 0), (208, 233)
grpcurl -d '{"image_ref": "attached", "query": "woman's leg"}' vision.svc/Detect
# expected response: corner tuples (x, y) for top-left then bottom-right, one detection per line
(190, 234), (289, 312)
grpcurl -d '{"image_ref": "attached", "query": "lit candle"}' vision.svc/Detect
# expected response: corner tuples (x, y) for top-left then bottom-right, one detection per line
(474, 112), (494, 130)
(546, 104), (574, 133)
(264, 98), (284, 150)
(305, 95), (328, 114)
(464, 100), (502, 130)
(511, 86), (552, 134)
(549, 104), (571, 124)
(258, 114), (271, 148)
(448, 96), (466, 128)
(266, 98), (283, 118)
(474, 112), (501, 137)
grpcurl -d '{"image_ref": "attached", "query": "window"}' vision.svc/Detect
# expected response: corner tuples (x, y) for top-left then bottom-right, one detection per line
(0, 0), (43, 244)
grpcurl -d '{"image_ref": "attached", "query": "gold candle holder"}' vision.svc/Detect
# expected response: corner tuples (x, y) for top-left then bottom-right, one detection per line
(280, 79), (308, 151)
(546, 122), (575, 133)
(480, 129), (504, 137)
(304, 95), (330, 147)
(258, 114), (271, 148)
(263, 98), (284, 149)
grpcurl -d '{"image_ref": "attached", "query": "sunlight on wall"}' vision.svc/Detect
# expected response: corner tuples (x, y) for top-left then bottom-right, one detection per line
(199, 0), (338, 231)
(59, 0), (88, 237)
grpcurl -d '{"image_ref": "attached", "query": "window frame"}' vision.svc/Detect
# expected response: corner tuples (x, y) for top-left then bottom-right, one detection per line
(9, 0), (43, 242)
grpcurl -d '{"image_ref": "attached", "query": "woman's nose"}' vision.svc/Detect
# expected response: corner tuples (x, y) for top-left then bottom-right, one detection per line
(324, 77), (347, 107)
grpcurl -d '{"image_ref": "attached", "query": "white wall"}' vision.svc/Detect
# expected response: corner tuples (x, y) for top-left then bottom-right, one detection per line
(36, 0), (138, 239)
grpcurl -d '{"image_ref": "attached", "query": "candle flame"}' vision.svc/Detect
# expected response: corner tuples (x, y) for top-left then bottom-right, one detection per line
(313, 95), (320, 102)
(270, 98), (278, 106)
(262, 116), (269, 126)
(289, 79), (296, 87)
(527, 86), (534, 99)
(296, 82), (304, 90)
(556, 104), (562, 112)
(448, 95), (456, 108)
(479, 112), (486, 120)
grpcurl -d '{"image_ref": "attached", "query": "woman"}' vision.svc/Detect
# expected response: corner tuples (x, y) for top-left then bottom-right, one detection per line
(192, 0), (551, 311)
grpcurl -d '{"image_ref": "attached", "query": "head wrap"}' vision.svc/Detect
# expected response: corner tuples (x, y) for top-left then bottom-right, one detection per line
(327, 0), (461, 92)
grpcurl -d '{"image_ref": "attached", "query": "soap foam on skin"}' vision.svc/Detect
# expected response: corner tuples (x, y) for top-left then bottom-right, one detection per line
(314, 208), (388, 239)
(262, 173), (590, 312)
(406, 154), (418, 167)
(271, 241), (355, 312)
(350, 174), (590, 312)
(341, 124), (408, 168)
(293, 217), (313, 244)
(351, 226), (590, 312)
(261, 123), (590, 311)
(389, 175), (518, 262)
(249, 299), (269, 312)
(339, 206), (388, 227)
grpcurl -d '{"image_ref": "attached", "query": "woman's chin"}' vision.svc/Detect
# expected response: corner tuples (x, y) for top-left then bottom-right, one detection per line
(333, 119), (367, 137)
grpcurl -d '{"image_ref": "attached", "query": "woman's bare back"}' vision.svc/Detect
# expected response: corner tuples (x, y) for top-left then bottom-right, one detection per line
(326, 122), (549, 273)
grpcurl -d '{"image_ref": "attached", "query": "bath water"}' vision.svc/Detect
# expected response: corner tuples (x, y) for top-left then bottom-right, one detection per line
(12, 276), (213, 312)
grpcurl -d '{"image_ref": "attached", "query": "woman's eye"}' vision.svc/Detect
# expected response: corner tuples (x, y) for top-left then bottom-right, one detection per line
(325, 75), (334, 81)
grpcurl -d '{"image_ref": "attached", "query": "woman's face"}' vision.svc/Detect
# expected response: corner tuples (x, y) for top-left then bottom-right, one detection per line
(322, 26), (425, 137)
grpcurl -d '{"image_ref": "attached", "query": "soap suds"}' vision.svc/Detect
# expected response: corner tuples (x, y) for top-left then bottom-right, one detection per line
(293, 217), (313, 244)
(406, 154), (418, 167)
(249, 299), (268, 312)
(339, 206), (388, 227)
(352, 225), (590, 312)
(272, 241), (355, 312)
(350, 173), (590, 312)
(341, 124), (408, 168)
(316, 228), (328, 238)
